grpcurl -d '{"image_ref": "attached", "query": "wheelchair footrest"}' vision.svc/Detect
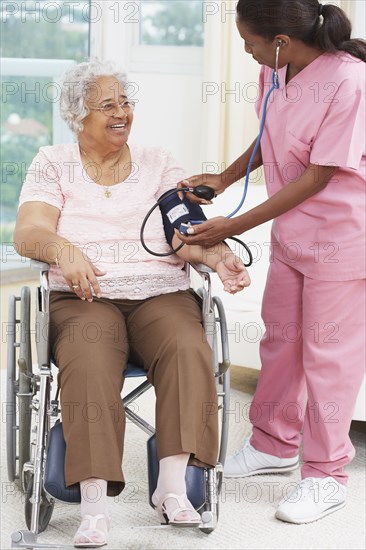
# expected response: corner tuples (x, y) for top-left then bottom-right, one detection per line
(147, 435), (206, 510)
(11, 529), (73, 548)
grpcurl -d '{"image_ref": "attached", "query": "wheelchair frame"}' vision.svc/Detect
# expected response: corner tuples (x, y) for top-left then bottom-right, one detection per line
(7, 261), (231, 548)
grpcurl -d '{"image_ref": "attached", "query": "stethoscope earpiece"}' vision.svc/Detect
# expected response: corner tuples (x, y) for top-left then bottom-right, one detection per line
(274, 44), (281, 89)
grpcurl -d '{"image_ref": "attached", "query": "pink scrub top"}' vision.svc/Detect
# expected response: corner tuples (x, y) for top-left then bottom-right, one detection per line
(256, 53), (365, 281)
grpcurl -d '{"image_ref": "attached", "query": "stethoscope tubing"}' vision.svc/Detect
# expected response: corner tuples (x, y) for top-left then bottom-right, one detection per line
(226, 47), (280, 218)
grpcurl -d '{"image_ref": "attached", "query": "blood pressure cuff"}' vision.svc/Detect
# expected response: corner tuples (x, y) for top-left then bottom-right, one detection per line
(159, 189), (207, 246)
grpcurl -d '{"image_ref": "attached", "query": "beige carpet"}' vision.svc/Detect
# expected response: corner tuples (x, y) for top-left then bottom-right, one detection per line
(1, 368), (365, 550)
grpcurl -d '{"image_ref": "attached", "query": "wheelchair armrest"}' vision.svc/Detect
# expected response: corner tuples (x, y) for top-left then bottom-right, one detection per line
(31, 261), (50, 306)
(189, 262), (215, 275)
(31, 260), (50, 272)
(188, 263), (215, 320)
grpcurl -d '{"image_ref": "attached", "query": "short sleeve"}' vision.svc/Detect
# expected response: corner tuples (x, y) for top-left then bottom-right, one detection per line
(19, 148), (64, 210)
(255, 66), (266, 118)
(310, 89), (365, 170)
(156, 149), (187, 198)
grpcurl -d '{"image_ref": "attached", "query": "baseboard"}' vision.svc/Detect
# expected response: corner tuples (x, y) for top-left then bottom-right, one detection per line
(230, 365), (259, 395)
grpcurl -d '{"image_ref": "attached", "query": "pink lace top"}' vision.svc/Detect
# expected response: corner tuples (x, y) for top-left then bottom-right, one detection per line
(19, 142), (191, 299)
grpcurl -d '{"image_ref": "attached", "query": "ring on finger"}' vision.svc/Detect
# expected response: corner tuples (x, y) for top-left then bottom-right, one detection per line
(72, 284), (80, 290)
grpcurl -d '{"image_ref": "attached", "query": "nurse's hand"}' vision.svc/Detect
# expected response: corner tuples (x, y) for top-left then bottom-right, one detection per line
(176, 216), (235, 247)
(177, 173), (226, 204)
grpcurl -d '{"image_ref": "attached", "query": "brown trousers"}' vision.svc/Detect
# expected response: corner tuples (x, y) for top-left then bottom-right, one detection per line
(50, 289), (218, 496)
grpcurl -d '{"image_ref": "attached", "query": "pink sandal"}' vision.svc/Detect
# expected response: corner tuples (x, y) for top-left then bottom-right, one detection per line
(73, 514), (110, 548)
(153, 493), (201, 527)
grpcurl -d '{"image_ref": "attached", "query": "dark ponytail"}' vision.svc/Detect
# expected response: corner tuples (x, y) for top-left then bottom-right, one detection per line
(236, 0), (366, 62)
(316, 3), (366, 61)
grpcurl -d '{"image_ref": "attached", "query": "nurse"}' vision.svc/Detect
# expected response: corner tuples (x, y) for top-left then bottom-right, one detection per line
(178, 0), (366, 524)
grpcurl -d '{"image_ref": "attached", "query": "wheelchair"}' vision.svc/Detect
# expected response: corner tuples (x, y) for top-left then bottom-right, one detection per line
(7, 260), (231, 548)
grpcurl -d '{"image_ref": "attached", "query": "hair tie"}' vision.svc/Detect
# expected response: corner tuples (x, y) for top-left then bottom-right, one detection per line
(318, 3), (323, 16)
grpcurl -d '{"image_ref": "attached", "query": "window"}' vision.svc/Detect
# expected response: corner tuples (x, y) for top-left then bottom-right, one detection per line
(139, 1), (204, 46)
(1, 0), (91, 269)
(126, 1), (205, 74)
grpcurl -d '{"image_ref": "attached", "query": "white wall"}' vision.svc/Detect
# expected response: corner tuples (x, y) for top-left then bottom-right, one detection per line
(348, 0), (366, 39)
(124, 72), (204, 175)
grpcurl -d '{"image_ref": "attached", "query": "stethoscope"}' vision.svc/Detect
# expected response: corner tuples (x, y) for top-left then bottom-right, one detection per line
(140, 44), (282, 267)
(226, 43), (280, 218)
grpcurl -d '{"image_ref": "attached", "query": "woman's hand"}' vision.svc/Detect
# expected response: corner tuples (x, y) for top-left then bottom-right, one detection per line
(215, 255), (251, 294)
(178, 173), (226, 204)
(58, 246), (106, 302)
(177, 216), (235, 247)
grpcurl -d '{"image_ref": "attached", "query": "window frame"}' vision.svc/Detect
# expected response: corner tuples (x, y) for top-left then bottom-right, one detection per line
(90, 0), (204, 76)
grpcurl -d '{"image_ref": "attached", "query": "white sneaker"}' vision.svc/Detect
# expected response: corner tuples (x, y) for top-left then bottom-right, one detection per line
(224, 438), (299, 478)
(275, 477), (346, 524)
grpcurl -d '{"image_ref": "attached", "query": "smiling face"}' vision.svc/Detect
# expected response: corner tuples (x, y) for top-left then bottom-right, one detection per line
(81, 75), (133, 152)
(236, 18), (287, 69)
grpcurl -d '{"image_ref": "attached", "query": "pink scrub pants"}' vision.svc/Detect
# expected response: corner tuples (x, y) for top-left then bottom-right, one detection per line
(250, 257), (365, 485)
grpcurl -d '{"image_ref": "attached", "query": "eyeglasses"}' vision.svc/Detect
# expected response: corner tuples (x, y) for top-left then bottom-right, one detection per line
(89, 100), (136, 116)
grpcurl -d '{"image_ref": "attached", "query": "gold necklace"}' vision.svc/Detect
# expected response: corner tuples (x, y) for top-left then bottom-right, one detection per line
(79, 146), (124, 198)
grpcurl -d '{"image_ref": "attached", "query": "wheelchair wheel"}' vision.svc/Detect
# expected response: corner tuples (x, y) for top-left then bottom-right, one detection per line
(24, 471), (55, 534)
(6, 287), (33, 490)
(7, 295), (17, 483)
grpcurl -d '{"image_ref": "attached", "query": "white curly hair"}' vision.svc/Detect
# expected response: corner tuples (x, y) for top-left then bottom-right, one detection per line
(60, 59), (128, 134)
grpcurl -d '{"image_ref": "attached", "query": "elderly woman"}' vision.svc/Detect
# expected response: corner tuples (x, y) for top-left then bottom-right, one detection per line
(13, 60), (250, 547)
